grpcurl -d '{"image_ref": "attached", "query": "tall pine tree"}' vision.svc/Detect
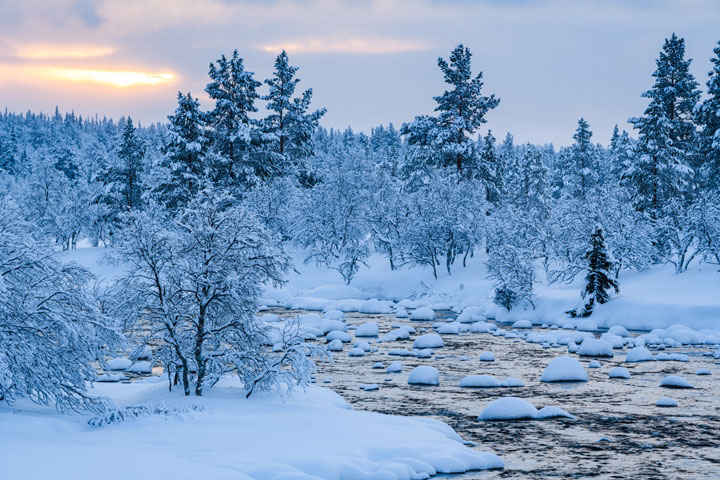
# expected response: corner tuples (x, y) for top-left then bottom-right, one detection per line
(697, 41), (720, 189)
(626, 34), (700, 216)
(260, 50), (326, 179)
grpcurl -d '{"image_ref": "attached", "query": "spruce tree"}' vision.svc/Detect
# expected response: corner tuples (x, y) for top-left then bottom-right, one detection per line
(626, 33), (700, 216)
(434, 44), (499, 171)
(159, 92), (208, 209)
(205, 50), (261, 183)
(115, 117), (145, 210)
(261, 50), (326, 178)
(563, 118), (598, 199)
(572, 226), (619, 317)
(479, 130), (503, 204)
(697, 41), (720, 189)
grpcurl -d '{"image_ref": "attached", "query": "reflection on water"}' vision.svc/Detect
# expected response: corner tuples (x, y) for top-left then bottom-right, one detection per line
(266, 307), (720, 479)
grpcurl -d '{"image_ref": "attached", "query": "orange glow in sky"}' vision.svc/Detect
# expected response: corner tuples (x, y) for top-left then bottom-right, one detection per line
(47, 68), (175, 87)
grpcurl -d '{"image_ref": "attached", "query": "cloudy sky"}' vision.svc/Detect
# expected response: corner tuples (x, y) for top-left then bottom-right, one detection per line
(0, 0), (719, 145)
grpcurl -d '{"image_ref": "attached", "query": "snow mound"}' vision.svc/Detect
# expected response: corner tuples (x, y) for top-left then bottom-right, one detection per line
(577, 338), (614, 357)
(696, 368), (711, 375)
(501, 378), (525, 387)
(656, 397), (679, 407)
(371, 362), (384, 369)
(413, 334), (444, 349)
(394, 307), (409, 318)
(358, 298), (393, 314)
(478, 397), (575, 421)
(408, 366), (440, 385)
(588, 360), (601, 368)
(327, 339), (344, 352)
(625, 346), (655, 362)
(322, 309), (346, 321)
(386, 361), (403, 373)
(608, 325), (630, 337)
(95, 373), (127, 382)
(660, 375), (693, 389)
(320, 320), (347, 334)
(437, 322), (460, 335)
(459, 375), (502, 388)
(355, 322), (379, 337)
(512, 319), (532, 329)
(410, 307), (436, 321)
(326, 331), (352, 343)
(384, 328), (411, 342)
(469, 321), (495, 333)
(128, 361), (152, 373)
(479, 351), (495, 362)
(348, 347), (366, 357)
(354, 340), (371, 351)
(106, 357), (132, 371)
(388, 349), (413, 356)
(577, 319), (599, 332)
(541, 356), (588, 382)
(608, 367), (631, 379)
(360, 384), (379, 391)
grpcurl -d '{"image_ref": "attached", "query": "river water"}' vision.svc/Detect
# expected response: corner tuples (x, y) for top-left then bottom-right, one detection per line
(265, 308), (720, 479)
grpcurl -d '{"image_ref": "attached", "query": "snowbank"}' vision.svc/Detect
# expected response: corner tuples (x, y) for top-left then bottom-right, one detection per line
(0, 379), (503, 479)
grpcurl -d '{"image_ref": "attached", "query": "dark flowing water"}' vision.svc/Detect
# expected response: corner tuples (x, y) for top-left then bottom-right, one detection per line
(265, 308), (720, 479)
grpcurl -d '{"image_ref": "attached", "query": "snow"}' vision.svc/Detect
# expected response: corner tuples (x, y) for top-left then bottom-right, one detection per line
(588, 360), (601, 368)
(479, 351), (496, 362)
(659, 375), (694, 388)
(512, 319), (532, 329)
(541, 356), (588, 382)
(577, 338), (614, 357)
(384, 328), (410, 341)
(322, 309), (346, 321)
(656, 397), (679, 407)
(326, 331), (352, 343)
(319, 319), (347, 334)
(608, 367), (631, 379)
(355, 322), (379, 337)
(478, 397), (575, 421)
(625, 346), (655, 362)
(327, 339), (344, 351)
(410, 307), (436, 321)
(354, 340), (371, 351)
(95, 373), (127, 382)
(459, 375), (502, 388)
(413, 334), (444, 349)
(608, 325), (630, 337)
(577, 319), (599, 332)
(696, 368), (711, 375)
(386, 361), (403, 373)
(106, 357), (132, 371)
(0, 379), (503, 479)
(437, 322), (460, 334)
(359, 298), (393, 314)
(501, 378), (525, 387)
(128, 361), (153, 373)
(348, 347), (366, 357)
(408, 366), (440, 385)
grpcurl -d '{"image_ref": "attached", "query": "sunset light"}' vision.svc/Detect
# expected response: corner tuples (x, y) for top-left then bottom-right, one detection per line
(13, 44), (116, 59)
(47, 68), (175, 88)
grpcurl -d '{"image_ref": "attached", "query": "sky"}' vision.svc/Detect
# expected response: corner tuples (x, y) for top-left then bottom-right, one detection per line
(0, 0), (719, 146)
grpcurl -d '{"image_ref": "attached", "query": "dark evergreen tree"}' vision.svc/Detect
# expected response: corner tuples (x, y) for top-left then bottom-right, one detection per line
(401, 44), (499, 176)
(158, 92), (209, 209)
(563, 118), (598, 199)
(205, 50), (261, 184)
(114, 117), (145, 210)
(479, 130), (503, 204)
(697, 41), (720, 189)
(571, 226), (619, 317)
(626, 34), (700, 216)
(260, 50), (326, 179)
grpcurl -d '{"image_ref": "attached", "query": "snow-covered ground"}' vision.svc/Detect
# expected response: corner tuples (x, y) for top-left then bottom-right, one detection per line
(0, 378), (502, 480)
(258, 250), (720, 335)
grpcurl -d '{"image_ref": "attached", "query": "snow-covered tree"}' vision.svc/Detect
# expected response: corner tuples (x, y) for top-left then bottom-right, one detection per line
(0, 198), (121, 412)
(697, 41), (720, 189)
(401, 44), (498, 180)
(104, 117), (145, 211)
(111, 191), (315, 397)
(562, 118), (599, 199)
(157, 92), (209, 210)
(205, 50), (261, 184)
(570, 226), (619, 317)
(626, 33), (700, 216)
(259, 50), (326, 179)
